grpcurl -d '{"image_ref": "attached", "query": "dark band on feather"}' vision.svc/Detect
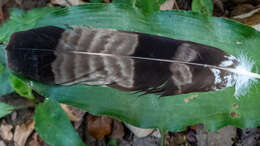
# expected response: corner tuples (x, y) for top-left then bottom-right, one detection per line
(6, 26), (238, 96)
(6, 26), (65, 84)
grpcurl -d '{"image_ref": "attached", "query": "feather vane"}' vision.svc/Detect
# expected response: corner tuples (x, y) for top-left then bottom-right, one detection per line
(5, 26), (260, 98)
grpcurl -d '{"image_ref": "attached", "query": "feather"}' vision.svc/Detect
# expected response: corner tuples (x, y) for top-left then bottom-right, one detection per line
(5, 26), (260, 98)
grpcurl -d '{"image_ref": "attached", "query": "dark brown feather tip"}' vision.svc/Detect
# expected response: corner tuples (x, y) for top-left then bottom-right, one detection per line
(6, 26), (239, 97)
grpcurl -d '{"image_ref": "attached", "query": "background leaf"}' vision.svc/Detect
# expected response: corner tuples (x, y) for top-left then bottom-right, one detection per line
(0, 45), (13, 96)
(0, 102), (14, 118)
(135, 0), (165, 13)
(9, 74), (34, 100)
(192, 0), (213, 16)
(114, 0), (165, 13)
(90, 0), (103, 3)
(108, 139), (117, 146)
(34, 99), (85, 146)
(0, 7), (56, 43)
(1, 3), (260, 131)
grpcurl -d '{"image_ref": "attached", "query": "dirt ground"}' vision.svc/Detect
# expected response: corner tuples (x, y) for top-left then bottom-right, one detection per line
(1, 0), (260, 146)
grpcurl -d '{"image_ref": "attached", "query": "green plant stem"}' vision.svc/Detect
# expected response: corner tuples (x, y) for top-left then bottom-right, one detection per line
(160, 129), (167, 146)
(132, 0), (136, 7)
(15, 104), (35, 110)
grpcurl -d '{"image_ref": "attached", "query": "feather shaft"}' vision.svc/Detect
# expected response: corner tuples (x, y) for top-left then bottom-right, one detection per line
(21, 48), (260, 80)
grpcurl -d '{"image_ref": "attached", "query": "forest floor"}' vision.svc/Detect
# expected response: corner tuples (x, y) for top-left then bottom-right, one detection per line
(1, 0), (260, 146)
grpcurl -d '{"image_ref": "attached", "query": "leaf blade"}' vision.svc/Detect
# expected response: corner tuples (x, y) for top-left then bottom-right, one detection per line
(0, 102), (14, 118)
(1, 3), (260, 131)
(9, 74), (34, 100)
(0, 45), (14, 96)
(34, 99), (85, 146)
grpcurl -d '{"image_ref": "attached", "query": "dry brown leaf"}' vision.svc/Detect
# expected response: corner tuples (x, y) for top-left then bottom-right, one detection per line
(235, 12), (260, 26)
(0, 0), (8, 10)
(61, 104), (86, 122)
(253, 24), (260, 31)
(152, 130), (161, 138)
(196, 125), (236, 146)
(213, 0), (224, 12)
(0, 0), (9, 24)
(50, 0), (85, 6)
(110, 120), (124, 139)
(124, 123), (154, 138)
(0, 140), (6, 146)
(103, 0), (111, 3)
(0, 120), (13, 141)
(60, 104), (86, 129)
(231, 4), (256, 17)
(28, 140), (39, 146)
(160, 0), (174, 10)
(167, 132), (187, 146)
(87, 115), (113, 139)
(189, 125), (197, 130)
(13, 120), (35, 146)
(28, 133), (44, 146)
(233, 7), (260, 28)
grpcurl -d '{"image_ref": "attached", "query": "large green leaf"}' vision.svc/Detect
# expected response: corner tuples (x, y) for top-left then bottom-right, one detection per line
(1, 3), (260, 131)
(0, 45), (13, 96)
(34, 99), (85, 146)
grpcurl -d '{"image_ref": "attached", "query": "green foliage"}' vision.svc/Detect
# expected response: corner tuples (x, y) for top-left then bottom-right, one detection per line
(34, 100), (85, 146)
(192, 0), (213, 16)
(0, 46), (13, 96)
(108, 139), (117, 146)
(90, 0), (103, 3)
(0, 102), (14, 118)
(9, 74), (34, 100)
(114, 0), (165, 13)
(0, 7), (57, 43)
(0, 0), (260, 133)
(135, 0), (165, 14)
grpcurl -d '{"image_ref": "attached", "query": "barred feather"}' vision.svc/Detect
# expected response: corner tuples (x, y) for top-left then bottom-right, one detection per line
(5, 26), (259, 97)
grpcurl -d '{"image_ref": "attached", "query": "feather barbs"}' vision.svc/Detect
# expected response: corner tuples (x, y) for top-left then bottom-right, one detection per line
(5, 26), (260, 98)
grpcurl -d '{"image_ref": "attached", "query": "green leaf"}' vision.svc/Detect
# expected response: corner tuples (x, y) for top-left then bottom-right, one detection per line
(113, 0), (133, 4)
(0, 102), (14, 118)
(135, 0), (163, 13)
(108, 139), (117, 146)
(114, 0), (165, 13)
(90, 0), (103, 3)
(192, 0), (213, 16)
(0, 45), (33, 99)
(0, 45), (14, 96)
(34, 99), (85, 146)
(9, 74), (34, 100)
(0, 7), (57, 43)
(1, 3), (260, 131)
